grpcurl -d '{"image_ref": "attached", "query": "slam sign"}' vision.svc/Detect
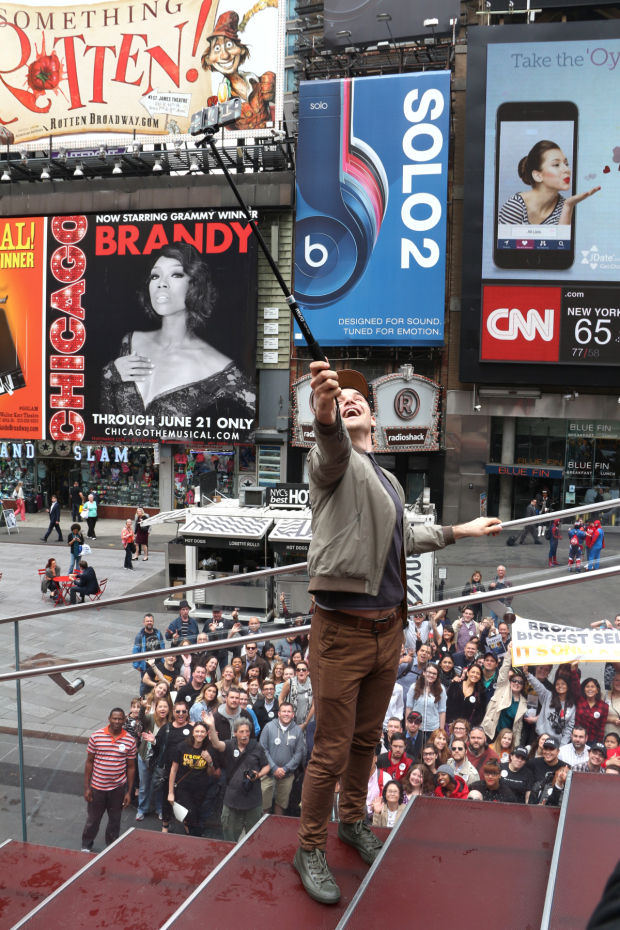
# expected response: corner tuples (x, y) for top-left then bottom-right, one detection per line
(401, 88), (445, 270)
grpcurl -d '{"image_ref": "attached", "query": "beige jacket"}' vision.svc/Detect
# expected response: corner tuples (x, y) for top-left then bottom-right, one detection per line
(447, 756), (479, 786)
(482, 653), (527, 746)
(307, 418), (454, 612)
(372, 803), (406, 827)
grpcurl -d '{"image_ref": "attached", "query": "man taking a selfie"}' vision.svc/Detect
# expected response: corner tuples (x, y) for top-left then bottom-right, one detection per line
(293, 360), (501, 904)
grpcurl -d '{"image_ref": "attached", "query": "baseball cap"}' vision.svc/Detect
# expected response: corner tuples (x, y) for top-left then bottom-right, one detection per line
(179, 600), (190, 609)
(337, 369), (369, 399)
(543, 737), (559, 750)
(512, 747), (528, 760)
(484, 650), (499, 660)
(407, 711), (422, 723)
(212, 605), (223, 612)
(590, 742), (607, 756)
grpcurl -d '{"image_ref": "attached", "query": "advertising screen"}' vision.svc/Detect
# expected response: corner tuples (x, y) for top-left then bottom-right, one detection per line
(0, 217), (46, 440)
(461, 22), (620, 380)
(323, 0), (460, 49)
(3, 211), (258, 444)
(0, 0), (284, 144)
(294, 71), (450, 347)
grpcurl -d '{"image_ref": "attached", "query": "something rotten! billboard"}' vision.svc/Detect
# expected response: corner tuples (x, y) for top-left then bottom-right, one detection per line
(0, 0), (284, 144)
(0, 212), (257, 444)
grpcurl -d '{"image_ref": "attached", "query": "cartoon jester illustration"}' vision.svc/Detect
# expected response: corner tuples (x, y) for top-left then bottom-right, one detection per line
(201, 1), (277, 131)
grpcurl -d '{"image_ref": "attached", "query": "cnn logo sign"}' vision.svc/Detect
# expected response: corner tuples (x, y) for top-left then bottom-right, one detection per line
(481, 285), (561, 362)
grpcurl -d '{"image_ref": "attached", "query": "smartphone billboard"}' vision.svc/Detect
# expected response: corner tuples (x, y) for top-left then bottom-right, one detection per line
(294, 71), (451, 347)
(461, 22), (620, 382)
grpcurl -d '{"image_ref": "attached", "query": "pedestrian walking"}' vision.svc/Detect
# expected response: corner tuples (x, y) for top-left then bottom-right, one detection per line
(70, 481), (84, 522)
(85, 493), (98, 539)
(68, 523), (84, 574)
(81, 708), (137, 852)
(518, 498), (541, 545)
(12, 481), (26, 521)
(122, 519), (136, 570)
(41, 494), (63, 542)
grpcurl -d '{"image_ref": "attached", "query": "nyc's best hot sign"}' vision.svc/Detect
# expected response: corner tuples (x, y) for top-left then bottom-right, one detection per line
(0, 0), (217, 143)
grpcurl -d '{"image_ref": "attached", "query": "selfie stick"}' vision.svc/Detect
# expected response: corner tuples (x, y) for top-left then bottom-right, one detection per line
(198, 126), (327, 365)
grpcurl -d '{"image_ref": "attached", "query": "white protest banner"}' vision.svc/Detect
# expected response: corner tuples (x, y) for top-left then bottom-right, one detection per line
(511, 617), (620, 665)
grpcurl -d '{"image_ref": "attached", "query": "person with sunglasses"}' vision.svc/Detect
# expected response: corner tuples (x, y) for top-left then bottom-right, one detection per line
(482, 660), (528, 747)
(152, 700), (194, 833)
(447, 739), (478, 785)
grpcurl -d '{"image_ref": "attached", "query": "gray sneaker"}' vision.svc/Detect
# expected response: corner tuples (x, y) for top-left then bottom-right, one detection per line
(338, 820), (383, 865)
(293, 846), (341, 905)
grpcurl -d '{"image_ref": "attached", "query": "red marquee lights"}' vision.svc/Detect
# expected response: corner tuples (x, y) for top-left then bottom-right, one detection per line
(48, 215), (87, 441)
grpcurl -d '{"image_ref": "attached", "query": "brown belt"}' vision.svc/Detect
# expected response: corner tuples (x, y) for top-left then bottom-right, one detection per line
(315, 606), (402, 634)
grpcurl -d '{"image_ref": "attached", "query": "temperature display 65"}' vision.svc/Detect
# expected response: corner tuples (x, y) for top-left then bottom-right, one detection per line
(559, 286), (620, 365)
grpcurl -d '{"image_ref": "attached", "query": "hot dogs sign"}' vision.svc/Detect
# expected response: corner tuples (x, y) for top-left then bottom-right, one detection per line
(0, 0), (284, 144)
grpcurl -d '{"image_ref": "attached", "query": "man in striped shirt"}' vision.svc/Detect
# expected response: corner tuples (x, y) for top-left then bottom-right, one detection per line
(82, 708), (137, 852)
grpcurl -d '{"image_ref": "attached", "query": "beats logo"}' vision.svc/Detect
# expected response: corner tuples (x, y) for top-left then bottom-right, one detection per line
(481, 285), (561, 362)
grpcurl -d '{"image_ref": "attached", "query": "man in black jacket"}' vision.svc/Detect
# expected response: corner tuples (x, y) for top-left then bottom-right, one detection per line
(41, 494), (63, 542)
(254, 680), (279, 731)
(239, 642), (269, 680)
(68, 561), (98, 604)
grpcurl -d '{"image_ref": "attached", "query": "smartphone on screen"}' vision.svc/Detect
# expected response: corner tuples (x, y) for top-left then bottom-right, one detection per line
(493, 101), (578, 270)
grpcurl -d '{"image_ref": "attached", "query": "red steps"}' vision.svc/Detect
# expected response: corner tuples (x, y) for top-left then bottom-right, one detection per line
(0, 840), (90, 928)
(160, 817), (389, 930)
(334, 797), (560, 930)
(9, 829), (233, 930)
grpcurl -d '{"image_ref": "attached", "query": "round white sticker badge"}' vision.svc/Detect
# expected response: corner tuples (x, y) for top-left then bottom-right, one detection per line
(274, 738), (281, 745)
(469, 696), (476, 703)
(118, 744), (126, 752)
(268, 711), (274, 718)
(185, 696), (191, 702)
(399, 763), (406, 771)
(234, 749), (240, 757)
(183, 728), (190, 736)
(594, 712), (601, 718)
(501, 770), (508, 777)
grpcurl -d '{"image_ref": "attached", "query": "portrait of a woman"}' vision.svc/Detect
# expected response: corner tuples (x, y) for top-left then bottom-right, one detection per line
(498, 139), (599, 228)
(100, 243), (255, 420)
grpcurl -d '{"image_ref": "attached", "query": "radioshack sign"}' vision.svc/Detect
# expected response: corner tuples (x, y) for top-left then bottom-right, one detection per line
(292, 372), (441, 451)
(481, 285), (561, 362)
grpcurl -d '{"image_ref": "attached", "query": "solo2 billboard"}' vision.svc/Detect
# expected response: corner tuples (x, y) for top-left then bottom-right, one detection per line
(0, 0), (284, 144)
(294, 71), (450, 347)
(461, 21), (620, 382)
(0, 211), (257, 444)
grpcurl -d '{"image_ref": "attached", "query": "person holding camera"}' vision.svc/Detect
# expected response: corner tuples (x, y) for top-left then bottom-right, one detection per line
(205, 713), (269, 842)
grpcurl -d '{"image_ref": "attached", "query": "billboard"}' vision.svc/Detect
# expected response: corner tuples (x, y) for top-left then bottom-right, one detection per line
(0, 211), (258, 444)
(0, 217), (47, 440)
(294, 71), (450, 347)
(461, 22), (620, 382)
(0, 0), (284, 144)
(323, 0), (460, 50)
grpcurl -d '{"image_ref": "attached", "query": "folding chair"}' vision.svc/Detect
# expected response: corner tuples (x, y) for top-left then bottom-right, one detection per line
(88, 578), (107, 610)
(38, 568), (48, 602)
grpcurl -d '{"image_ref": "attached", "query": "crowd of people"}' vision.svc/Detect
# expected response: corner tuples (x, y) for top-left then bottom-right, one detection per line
(81, 589), (619, 851)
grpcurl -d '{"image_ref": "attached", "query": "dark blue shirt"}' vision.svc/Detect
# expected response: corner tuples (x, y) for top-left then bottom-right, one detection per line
(316, 453), (404, 612)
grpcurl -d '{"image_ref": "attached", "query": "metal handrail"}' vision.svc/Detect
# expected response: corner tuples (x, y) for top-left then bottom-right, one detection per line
(0, 561), (308, 626)
(416, 561), (620, 615)
(0, 625), (312, 684)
